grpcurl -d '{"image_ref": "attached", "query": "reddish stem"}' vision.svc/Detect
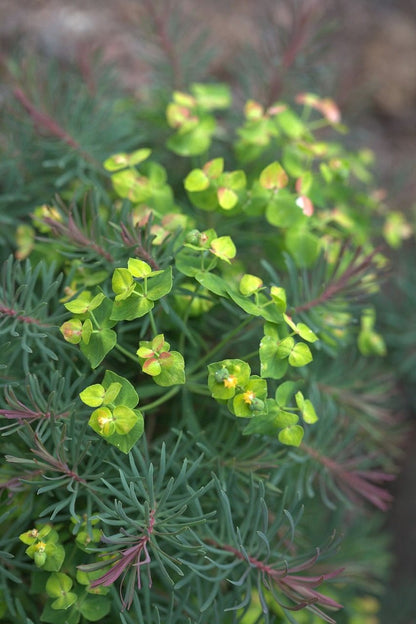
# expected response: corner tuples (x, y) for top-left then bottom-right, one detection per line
(0, 305), (51, 328)
(120, 223), (160, 270)
(205, 538), (343, 619)
(42, 214), (114, 263)
(12, 87), (101, 167)
(90, 508), (156, 608)
(0, 470), (43, 499)
(302, 443), (394, 511)
(142, 0), (182, 88)
(13, 87), (81, 149)
(266, 2), (323, 105)
(294, 247), (380, 314)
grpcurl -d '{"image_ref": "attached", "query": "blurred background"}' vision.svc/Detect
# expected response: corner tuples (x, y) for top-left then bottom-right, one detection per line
(0, 0), (414, 621)
(0, 0), (415, 201)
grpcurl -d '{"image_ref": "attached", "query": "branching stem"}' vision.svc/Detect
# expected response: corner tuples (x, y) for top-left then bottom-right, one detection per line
(12, 87), (101, 168)
(115, 343), (139, 363)
(0, 304), (51, 328)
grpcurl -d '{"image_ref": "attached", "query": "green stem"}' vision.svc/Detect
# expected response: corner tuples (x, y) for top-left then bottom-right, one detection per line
(307, 119), (330, 131)
(141, 386), (180, 412)
(115, 343), (138, 363)
(300, 104), (312, 122)
(89, 311), (99, 328)
(178, 286), (200, 354)
(149, 310), (158, 336)
(240, 350), (259, 362)
(185, 382), (211, 396)
(187, 316), (254, 375)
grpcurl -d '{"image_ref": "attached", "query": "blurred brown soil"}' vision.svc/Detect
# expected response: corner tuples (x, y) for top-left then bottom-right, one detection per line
(0, 0), (414, 200)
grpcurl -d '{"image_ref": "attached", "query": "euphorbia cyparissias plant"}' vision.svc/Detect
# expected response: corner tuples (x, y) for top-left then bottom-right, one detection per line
(0, 82), (405, 624)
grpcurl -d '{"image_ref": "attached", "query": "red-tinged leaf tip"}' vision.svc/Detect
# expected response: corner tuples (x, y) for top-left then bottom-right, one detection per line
(296, 195), (314, 216)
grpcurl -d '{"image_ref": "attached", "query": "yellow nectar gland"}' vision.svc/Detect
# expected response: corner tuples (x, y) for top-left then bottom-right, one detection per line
(97, 414), (112, 428)
(243, 390), (256, 405)
(35, 541), (46, 553)
(30, 529), (39, 538)
(223, 375), (238, 389)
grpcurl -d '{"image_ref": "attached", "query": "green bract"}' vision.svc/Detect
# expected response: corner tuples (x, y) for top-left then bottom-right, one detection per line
(80, 371), (143, 452)
(46, 573), (77, 610)
(166, 84), (230, 156)
(295, 390), (319, 424)
(238, 275), (262, 298)
(20, 526), (65, 572)
(208, 359), (251, 400)
(231, 376), (268, 418)
(103, 148), (152, 171)
(136, 334), (185, 386)
(259, 162), (289, 190)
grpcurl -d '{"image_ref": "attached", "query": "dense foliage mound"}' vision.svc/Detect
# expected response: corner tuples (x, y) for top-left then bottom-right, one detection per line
(0, 57), (413, 624)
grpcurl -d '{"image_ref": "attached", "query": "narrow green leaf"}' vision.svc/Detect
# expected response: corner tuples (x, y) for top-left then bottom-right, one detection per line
(227, 286), (262, 316)
(195, 271), (228, 297)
